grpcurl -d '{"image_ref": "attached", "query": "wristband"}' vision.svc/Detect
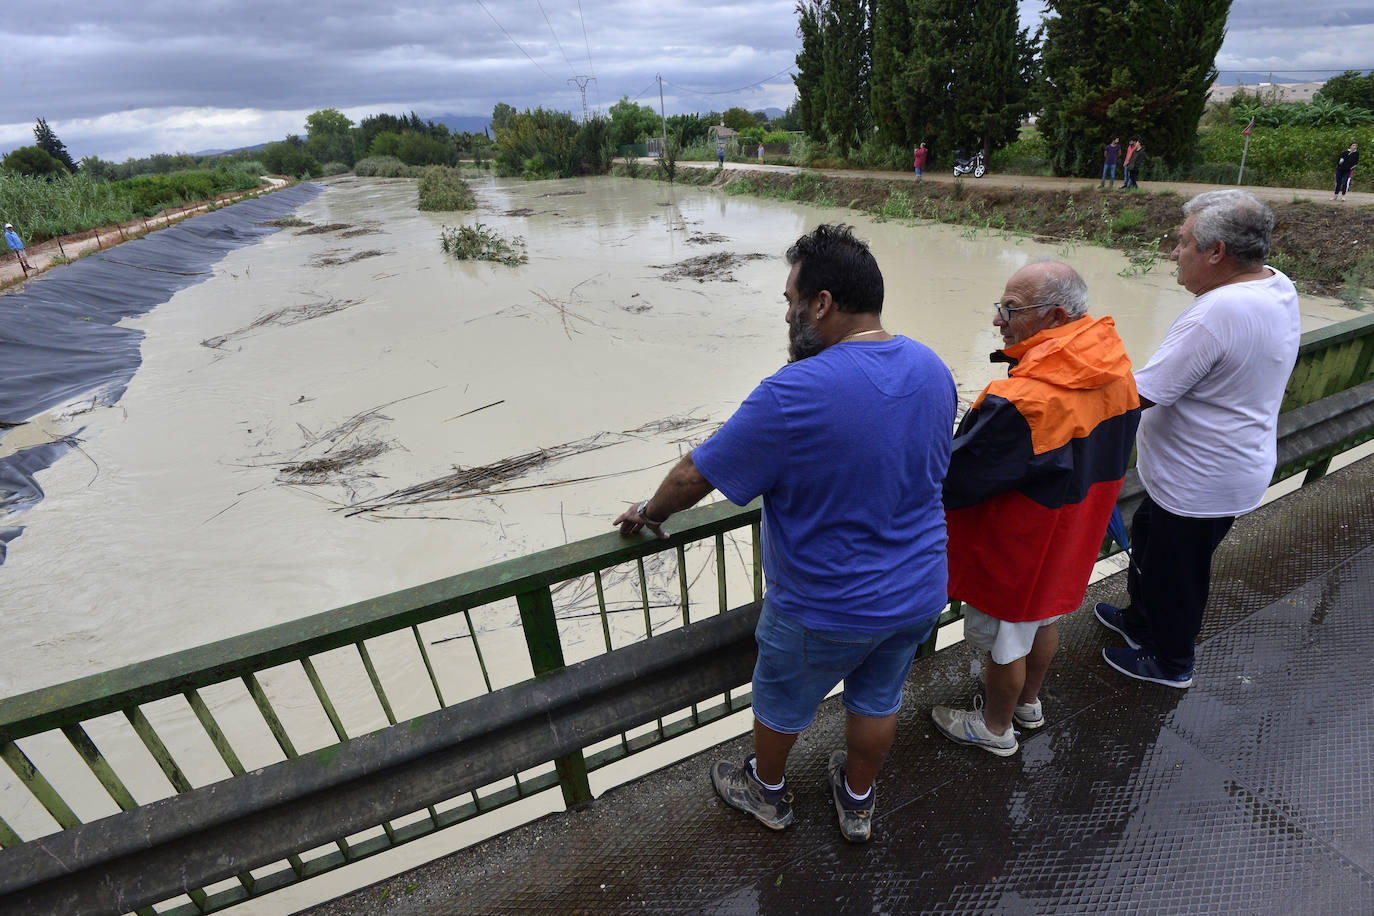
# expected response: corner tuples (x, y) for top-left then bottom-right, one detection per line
(638, 499), (667, 526)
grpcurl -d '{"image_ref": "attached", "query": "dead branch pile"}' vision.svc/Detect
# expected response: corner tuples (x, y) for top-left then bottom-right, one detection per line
(536, 190), (585, 198)
(278, 440), (389, 484)
(653, 251), (769, 283)
(313, 249), (385, 267)
(201, 296), (365, 349)
(503, 208), (537, 217)
(296, 223), (353, 235)
(342, 413), (712, 518)
(339, 227), (383, 238)
(685, 233), (730, 245)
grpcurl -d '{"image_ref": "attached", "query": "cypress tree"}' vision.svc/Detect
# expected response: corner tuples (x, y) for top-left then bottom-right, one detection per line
(794, 1), (829, 142)
(869, 0), (913, 148)
(822, 0), (871, 157)
(894, 0), (1034, 163)
(33, 118), (77, 173)
(1039, 0), (1229, 177)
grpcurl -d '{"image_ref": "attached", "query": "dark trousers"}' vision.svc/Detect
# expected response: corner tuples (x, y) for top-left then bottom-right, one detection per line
(1123, 494), (1234, 674)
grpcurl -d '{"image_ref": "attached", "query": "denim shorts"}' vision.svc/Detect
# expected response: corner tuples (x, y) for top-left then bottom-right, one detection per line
(751, 600), (936, 734)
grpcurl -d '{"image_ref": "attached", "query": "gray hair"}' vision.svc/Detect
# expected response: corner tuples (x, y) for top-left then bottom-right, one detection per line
(1182, 190), (1273, 265)
(1028, 260), (1090, 320)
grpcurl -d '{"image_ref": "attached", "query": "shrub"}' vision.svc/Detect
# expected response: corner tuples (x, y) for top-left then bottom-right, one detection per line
(439, 223), (527, 265)
(354, 156), (425, 178)
(417, 166), (476, 211)
(318, 161), (350, 177)
(1110, 207), (1146, 234)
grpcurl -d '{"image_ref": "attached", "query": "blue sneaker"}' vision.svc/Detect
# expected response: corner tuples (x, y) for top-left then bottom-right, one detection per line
(1102, 646), (1193, 688)
(1094, 602), (1145, 650)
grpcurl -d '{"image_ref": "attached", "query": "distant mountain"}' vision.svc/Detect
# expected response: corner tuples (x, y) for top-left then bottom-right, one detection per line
(194, 141), (269, 157)
(427, 115), (493, 136)
(752, 107), (786, 122)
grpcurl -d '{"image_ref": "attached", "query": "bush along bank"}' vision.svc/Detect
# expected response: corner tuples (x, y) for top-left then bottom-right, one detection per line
(613, 166), (1373, 304)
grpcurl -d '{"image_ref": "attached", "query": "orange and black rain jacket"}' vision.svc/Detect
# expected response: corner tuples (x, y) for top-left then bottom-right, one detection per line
(944, 315), (1141, 622)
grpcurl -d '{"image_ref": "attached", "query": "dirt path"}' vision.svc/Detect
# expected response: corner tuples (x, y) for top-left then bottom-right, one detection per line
(0, 176), (292, 289)
(661, 159), (1374, 208)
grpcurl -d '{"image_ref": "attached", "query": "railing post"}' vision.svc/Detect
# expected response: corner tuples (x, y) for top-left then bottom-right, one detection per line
(515, 587), (593, 809)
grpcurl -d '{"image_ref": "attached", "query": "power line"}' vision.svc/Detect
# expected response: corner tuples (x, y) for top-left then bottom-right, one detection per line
(662, 64), (797, 96)
(576, 0), (597, 79)
(535, 0), (579, 79)
(475, 0), (564, 86)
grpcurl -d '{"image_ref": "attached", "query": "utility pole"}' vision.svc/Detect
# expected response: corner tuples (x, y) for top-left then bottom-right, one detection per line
(657, 74), (669, 155)
(568, 76), (596, 122)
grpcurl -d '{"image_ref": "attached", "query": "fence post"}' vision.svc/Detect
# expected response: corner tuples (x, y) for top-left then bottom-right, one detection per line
(57, 238), (65, 259)
(515, 587), (593, 808)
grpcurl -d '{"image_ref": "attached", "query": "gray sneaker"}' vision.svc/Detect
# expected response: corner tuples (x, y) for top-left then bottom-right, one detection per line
(711, 755), (794, 830)
(827, 750), (874, 843)
(931, 700), (1019, 757)
(1013, 698), (1045, 730)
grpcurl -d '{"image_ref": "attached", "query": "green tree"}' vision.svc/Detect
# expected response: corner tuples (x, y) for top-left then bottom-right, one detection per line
(821, 0), (870, 156)
(262, 135), (319, 178)
(33, 118), (77, 172)
(869, 0), (913, 148)
(305, 108), (356, 166)
(1316, 70), (1374, 111)
(491, 102), (518, 133)
(608, 96), (662, 148)
(794, 1), (828, 141)
(1, 144), (68, 178)
(80, 155), (116, 180)
(950, 1), (1037, 159)
(1038, 0), (1229, 177)
(721, 107), (758, 131)
(667, 113), (710, 148)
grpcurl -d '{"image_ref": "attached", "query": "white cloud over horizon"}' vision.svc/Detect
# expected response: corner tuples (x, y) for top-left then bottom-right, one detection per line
(2, 1), (1371, 163)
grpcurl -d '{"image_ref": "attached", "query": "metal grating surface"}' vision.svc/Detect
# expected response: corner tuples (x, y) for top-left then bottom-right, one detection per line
(309, 456), (1374, 916)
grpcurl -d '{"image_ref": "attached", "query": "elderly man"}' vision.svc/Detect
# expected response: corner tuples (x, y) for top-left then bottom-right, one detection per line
(614, 224), (956, 842)
(1096, 190), (1301, 687)
(931, 262), (1140, 754)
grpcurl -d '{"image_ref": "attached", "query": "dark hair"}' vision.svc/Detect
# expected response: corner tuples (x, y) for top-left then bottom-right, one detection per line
(785, 223), (883, 314)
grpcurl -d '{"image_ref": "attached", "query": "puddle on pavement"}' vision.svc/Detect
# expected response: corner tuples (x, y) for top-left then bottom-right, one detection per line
(1, 175), (1358, 906)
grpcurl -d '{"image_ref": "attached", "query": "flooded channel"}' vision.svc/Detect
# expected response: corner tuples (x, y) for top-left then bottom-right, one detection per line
(2, 173), (1359, 910)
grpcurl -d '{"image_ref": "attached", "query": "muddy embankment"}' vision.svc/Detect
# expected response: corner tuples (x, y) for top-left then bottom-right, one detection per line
(622, 166), (1374, 299)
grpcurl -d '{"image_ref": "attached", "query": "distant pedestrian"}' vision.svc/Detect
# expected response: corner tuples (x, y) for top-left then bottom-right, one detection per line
(1100, 137), (1121, 188)
(757, 143), (766, 163)
(3, 223), (30, 271)
(1122, 140), (1144, 189)
(718, 145), (725, 167)
(1333, 141), (1358, 201)
(913, 142), (928, 182)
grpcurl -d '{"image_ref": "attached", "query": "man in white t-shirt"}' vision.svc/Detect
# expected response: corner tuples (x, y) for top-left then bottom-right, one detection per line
(1095, 190), (1300, 688)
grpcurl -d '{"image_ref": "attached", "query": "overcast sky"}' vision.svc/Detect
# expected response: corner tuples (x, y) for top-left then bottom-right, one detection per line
(2, 1), (1371, 163)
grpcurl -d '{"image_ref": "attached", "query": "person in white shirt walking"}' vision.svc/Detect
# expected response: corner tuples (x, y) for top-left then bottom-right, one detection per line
(1096, 190), (1301, 688)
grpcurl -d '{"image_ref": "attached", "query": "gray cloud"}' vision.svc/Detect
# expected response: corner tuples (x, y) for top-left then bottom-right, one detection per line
(2, 1), (1369, 162)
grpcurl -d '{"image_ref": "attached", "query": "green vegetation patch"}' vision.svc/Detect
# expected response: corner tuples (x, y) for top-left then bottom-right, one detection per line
(440, 223), (527, 266)
(417, 166), (476, 211)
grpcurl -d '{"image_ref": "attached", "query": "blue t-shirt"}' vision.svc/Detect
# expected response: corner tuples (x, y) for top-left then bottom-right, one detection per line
(693, 336), (956, 632)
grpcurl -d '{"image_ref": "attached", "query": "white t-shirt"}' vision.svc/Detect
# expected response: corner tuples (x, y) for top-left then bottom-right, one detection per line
(1134, 267), (1300, 518)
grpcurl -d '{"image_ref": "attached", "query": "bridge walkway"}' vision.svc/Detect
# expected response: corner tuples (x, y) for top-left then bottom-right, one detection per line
(311, 454), (1374, 915)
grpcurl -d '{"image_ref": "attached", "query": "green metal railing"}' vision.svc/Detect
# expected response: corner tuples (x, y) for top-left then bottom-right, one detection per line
(2, 311), (1373, 915)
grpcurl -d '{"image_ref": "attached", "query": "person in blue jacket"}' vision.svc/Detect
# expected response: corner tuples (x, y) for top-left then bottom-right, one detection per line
(4, 223), (30, 270)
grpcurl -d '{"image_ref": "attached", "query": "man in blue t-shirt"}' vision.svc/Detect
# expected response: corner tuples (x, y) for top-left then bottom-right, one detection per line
(614, 224), (956, 842)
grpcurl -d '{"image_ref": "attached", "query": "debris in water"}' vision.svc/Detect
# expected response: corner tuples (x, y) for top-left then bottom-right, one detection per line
(313, 249), (386, 267)
(262, 217), (311, 228)
(296, 223), (353, 235)
(685, 233), (730, 245)
(503, 208), (537, 217)
(536, 190), (585, 198)
(339, 227), (383, 238)
(201, 296), (366, 349)
(653, 251), (769, 283)
(440, 223), (527, 266)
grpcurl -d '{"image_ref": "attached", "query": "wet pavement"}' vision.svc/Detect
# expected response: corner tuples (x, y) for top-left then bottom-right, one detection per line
(308, 452), (1374, 915)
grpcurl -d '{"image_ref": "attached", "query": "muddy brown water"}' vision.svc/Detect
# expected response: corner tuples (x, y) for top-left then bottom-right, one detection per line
(1, 175), (1358, 910)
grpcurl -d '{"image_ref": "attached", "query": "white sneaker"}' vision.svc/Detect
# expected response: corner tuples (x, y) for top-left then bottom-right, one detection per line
(1013, 698), (1044, 729)
(930, 701), (1019, 757)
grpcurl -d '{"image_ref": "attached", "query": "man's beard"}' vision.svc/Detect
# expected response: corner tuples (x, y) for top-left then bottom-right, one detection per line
(788, 313), (825, 363)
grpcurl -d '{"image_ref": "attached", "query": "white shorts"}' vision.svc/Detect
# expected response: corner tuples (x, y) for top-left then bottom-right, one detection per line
(962, 605), (1064, 664)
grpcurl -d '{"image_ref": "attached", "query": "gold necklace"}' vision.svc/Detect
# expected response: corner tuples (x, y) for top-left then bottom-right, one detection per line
(841, 329), (887, 342)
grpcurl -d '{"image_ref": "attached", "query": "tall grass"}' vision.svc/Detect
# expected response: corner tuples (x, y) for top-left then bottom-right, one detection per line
(417, 166), (476, 211)
(0, 168), (264, 242)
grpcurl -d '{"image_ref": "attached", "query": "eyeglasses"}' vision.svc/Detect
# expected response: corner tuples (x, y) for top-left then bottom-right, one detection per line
(994, 301), (1052, 322)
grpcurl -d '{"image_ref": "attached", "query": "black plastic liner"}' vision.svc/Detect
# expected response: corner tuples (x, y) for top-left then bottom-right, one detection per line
(0, 183), (323, 562)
